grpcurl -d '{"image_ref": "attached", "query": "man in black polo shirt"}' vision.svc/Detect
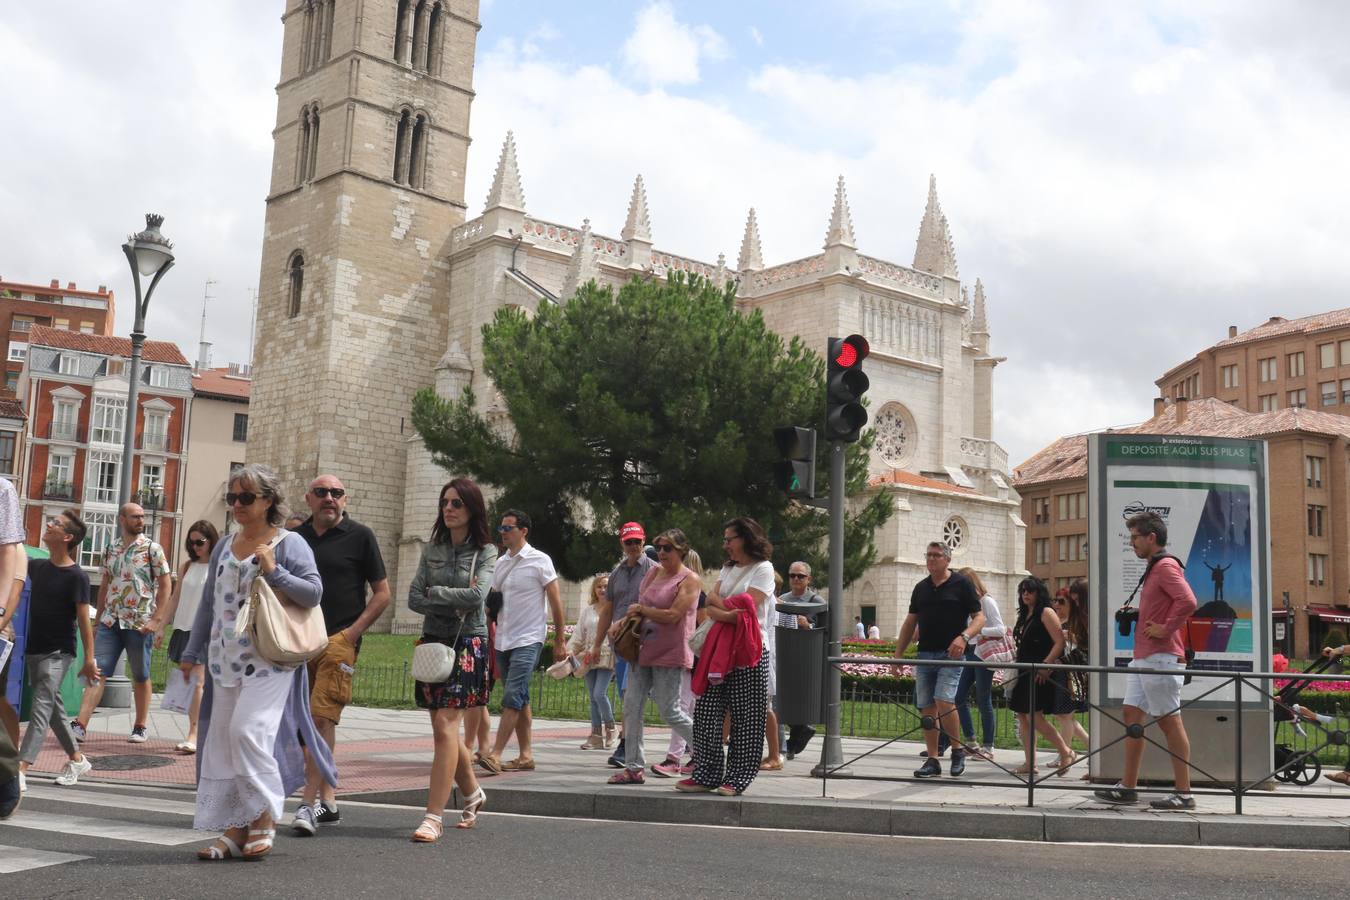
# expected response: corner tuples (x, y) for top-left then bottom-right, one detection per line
(291, 474), (390, 836)
(894, 541), (984, 779)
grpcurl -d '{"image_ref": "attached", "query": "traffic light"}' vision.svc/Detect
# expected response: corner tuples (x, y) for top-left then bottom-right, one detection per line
(826, 334), (869, 442)
(773, 426), (816, 499)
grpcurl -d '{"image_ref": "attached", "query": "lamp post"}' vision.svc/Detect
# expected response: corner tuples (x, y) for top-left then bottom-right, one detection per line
(119, 214), (174, 510)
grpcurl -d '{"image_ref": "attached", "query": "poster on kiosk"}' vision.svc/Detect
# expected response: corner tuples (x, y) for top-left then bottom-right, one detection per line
(1088, 433), (1272, 783)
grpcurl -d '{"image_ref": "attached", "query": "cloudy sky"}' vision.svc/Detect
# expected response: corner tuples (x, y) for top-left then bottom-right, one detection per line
(3, 1), (1348, 468)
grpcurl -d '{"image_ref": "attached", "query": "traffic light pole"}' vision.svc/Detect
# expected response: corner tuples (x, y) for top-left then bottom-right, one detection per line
(813, 438), (850, 776)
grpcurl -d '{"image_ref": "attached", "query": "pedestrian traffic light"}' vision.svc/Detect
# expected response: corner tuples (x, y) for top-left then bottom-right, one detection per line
(826, 334), (869, 442)
(773, 426), (816, 499)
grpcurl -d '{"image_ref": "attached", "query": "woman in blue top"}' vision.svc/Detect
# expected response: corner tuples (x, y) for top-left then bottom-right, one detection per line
(181, 464), (335, 861)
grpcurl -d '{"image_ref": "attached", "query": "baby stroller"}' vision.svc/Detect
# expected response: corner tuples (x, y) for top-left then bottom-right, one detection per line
(1272, 654), (1339, 785)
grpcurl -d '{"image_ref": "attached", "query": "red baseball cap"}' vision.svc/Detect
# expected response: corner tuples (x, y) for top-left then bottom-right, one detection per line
(619, 522), (645, 541)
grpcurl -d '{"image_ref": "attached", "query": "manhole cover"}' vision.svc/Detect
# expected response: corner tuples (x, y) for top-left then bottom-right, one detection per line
(89, 754), (175, 771)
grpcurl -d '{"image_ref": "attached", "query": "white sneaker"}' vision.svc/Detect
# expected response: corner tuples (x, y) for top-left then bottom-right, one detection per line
(55, 757), (93, 786)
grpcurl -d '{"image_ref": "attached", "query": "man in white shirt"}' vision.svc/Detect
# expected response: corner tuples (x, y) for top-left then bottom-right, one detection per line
(479, 509), (565, 775)
(854, 616), (866, 639)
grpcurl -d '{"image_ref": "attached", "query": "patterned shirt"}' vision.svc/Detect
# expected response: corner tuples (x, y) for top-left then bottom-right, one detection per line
(100, 534), (170, 630)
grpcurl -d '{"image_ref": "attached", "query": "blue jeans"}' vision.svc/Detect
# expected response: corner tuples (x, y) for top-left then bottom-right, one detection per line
(94, 623), (153, 683)
(940, 646), (996, 750)
(585, 667), (615, 729)
(613, 656), (630, 699)
(495, 642), (543, 710)
(914, 650), (961, 709)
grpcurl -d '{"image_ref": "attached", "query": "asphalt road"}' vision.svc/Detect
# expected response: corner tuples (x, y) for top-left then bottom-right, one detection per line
(0, 780), (1341, 898)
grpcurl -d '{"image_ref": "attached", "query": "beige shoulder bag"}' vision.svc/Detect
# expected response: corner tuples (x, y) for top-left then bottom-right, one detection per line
(237, 533), (329, 666)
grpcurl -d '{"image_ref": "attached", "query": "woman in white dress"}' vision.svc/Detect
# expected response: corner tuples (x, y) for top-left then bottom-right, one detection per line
(150, 519), (219, 754)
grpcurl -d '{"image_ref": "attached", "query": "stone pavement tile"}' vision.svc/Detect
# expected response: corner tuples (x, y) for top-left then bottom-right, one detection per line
(1199, 815), (1349, 849)
(891, 803), (1044, 841)
(739, 796), (890, 835)
(595, 788), (742, 827)
(1043, 808), (1199, 845)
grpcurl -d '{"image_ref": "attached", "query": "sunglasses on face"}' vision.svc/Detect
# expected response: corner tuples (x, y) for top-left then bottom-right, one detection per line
(654, 543), (677, 554)
(439, 497), (465, 510)
(622, 538), (642, 547)
(189, 538), (208, 547)
(789, 573), (808, 580)
(226, 491), (267, 506)
(312, 487), (345, 499)
(497, 524), (519, 533)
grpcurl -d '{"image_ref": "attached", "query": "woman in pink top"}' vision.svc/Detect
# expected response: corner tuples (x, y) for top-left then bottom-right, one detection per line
(607, 529), (700, 785)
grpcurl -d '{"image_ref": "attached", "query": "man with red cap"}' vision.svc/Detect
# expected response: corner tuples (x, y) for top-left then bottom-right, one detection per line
(589, 521), (656, 768)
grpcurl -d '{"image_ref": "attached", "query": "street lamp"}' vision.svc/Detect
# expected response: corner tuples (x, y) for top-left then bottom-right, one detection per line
(118, 214), (174, 509)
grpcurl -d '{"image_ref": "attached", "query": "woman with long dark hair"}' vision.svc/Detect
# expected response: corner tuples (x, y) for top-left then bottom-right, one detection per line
(679, 517), (773, 796)
(407, 477), (497, 840)
(157, 519), (221, 754)
(1054, 581), (1091, 755)
(1008, 577), (1075, 776)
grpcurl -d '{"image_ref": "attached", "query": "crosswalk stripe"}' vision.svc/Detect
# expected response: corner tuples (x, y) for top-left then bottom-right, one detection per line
(0, 843), (90, 873)
(0, 811), (202, 846)
(23, 784), (197, 817)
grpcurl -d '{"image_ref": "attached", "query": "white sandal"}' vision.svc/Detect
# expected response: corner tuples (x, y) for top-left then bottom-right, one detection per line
(242, 827), (274, 859)
(197, 835), (243, 861)
(175, 741), (197, 754)
(412, 813), (443, 842)
(457, 787), (485, 829)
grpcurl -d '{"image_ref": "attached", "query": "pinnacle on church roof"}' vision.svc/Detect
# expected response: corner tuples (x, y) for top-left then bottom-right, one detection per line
(621, 175), (652, 243)
(737, 208), (764, 272)
(484, 131), (526, 212)
(561, 218), (599, 301)
(912, 174), (958, 279)
(823, 175), (856, 248)
(972, 278), (989, 333)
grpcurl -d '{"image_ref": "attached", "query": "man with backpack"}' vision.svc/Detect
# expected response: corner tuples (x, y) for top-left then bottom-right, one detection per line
(1095, 511), (1198, 810)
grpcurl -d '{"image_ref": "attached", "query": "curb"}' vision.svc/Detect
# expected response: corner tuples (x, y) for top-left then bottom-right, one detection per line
(345, 784), (1350, 850)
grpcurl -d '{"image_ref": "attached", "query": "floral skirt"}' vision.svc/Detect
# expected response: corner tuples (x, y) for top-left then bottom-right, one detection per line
(415, 634), (491, 710)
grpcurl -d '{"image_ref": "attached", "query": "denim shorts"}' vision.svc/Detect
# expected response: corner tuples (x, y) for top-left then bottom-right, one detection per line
(495, 642), (543, 710)
(914, 650), (962, 708)
(94, 623), (154, 683)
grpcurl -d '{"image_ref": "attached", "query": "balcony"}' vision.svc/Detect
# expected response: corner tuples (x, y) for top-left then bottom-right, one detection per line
(46, 421), (84, 443)
(958, 436), (1010, 474)
(42, 479), (74, 501)
(9, 320), (33, 333)
(140, 432), (170, 453)
(83, 486), (117, 506)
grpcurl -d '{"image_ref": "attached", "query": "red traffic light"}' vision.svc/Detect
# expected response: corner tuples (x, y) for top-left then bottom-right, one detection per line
(830, 334), (869, 370)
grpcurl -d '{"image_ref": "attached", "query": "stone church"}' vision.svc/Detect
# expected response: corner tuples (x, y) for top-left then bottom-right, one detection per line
(248, 0), (1027, 634)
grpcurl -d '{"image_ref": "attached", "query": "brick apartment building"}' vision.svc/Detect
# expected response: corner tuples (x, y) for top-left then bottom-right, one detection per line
(16, 326), (193, 581)
(184, 365), (250, 536)
(1015, 396), (1350, 658)
(0, 277), (115, 398)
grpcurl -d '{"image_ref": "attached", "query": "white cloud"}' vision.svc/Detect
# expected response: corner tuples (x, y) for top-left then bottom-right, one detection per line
(621, 2), (728, 87)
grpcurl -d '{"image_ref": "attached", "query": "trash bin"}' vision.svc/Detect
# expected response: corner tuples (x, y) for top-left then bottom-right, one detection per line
(775, 597), (828, 725)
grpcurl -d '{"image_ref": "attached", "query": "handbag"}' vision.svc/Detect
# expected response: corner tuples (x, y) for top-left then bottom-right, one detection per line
(973, 633), (1015, 666)
(688, 617), (714, 655)
(410, 549), (479, 682)
(613, 615), (642, 664)
(237, 534), (328, 666)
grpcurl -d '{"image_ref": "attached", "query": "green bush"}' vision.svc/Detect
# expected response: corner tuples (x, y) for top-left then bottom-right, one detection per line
(1326, 629), (1347, 652)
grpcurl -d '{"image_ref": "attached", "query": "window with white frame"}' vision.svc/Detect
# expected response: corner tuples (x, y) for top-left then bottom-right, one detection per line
(1307, 455), (1325, 488)
(1288, 352), (1306, 378)
(139, 462), (164, 506)
(1258, 357), (1277, 382)
(85, 450), (120, 505)
(7, 344), (26, 361)
(1221, 364), (1239, 389)
(79, 510), (116, 568)
(90, 396), (125, 444)
(46, 451), (72, 487)
(147, 366), (172, 388)
(58, 353), (80, 376)
(51, 400), (78, 441)
(144, 411), (169, 451)
(1309, 553), (1328, 587)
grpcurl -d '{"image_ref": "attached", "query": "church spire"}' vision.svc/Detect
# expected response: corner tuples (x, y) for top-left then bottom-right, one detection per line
(561, 218), (599, 302)
(737, 208), (763, 272)
(483, 131), (525, 211)
(912, 174), (958, 279)
(621, 175), (652, 243)
(823, 175), (856, 248)
(972, 278), (989, 334)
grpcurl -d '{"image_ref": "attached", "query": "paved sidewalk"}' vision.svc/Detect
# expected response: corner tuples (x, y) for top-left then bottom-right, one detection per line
(21, 700), (1350, 849)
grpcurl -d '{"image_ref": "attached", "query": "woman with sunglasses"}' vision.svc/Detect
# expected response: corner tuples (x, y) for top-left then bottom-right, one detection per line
(607, 529), (700, 784)
(1008, 577), (1076, 777)
(1054, 582), (1091, 757)
(179, 464), (333, 861)
(154, 520), (220, 754)
(407, 478), (497, 840)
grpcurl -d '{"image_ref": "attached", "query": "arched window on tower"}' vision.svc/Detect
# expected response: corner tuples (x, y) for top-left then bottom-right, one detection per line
(412, 1), (430, 71)
(426, 3), (445, 75)
(394, 0), (413, 65)
(287, 252), (305, 319)
(305, 104), (320, 181)
(409, 114), (428, 189)
(296, 106), (312, 185)
(393, 108), (412, 184)
(301, 1), (316, 72)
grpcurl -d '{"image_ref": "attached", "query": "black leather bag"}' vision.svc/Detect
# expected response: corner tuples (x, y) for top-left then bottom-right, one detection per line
(485, 589), (503, 622)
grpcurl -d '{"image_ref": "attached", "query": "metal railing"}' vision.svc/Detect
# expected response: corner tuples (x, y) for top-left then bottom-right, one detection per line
(819, 654), (1350, 814)
(140, 432), (170, 452)
(46, 421), (83, 442)
(42, 479), (74, 500)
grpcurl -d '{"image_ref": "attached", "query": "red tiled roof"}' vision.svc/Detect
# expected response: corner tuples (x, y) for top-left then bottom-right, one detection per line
(1215, 308), (1350, 349)
(27, 325), (189, 366)
(192, 367), (250, 401)
(869, 469), (978, 494)
(0, 399), (25, 420)
(1013, 397), (1350, 487)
